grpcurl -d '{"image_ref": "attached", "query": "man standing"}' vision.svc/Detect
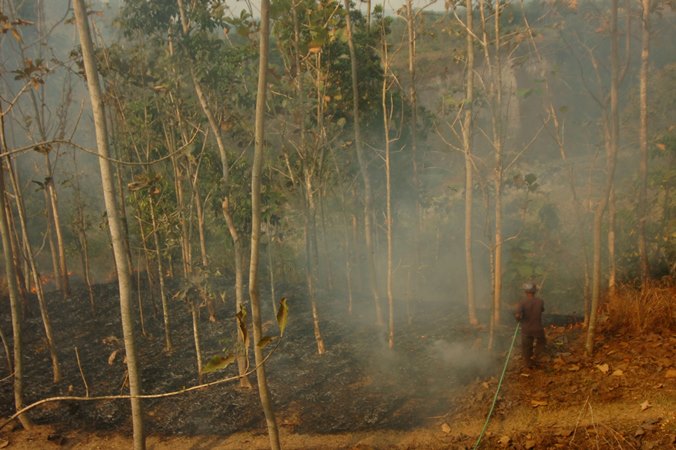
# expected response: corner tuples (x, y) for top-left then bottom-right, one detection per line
(514, 283), (546, 369)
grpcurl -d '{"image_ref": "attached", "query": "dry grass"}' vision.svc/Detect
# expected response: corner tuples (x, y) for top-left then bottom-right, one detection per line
(605, 278), (675, 335)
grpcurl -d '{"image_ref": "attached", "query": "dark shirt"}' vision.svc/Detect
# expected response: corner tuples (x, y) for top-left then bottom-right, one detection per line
(515, 296), (544, 334)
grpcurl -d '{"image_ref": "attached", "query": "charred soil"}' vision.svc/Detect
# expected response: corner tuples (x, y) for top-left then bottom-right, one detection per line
(0, 282), (674, 449)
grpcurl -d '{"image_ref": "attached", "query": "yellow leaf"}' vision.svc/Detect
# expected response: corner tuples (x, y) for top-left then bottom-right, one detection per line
(257, 336), (277, 349)
(203, 353), (235, 373)
(640, 400), (651, 411)
(11, 27), (21, 42)
(596, 363), (610, 374)
(531, 400), (548, 407)
(276, 297), (288, 337)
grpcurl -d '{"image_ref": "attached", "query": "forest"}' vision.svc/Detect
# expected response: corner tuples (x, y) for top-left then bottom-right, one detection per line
(0, 0), (674, 448)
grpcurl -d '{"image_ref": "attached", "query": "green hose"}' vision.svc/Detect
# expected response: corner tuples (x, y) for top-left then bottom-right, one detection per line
(472, 322), (520, 450)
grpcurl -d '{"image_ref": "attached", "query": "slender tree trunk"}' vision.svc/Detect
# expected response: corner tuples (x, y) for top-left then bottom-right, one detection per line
(0, 108), (31, 430)
(343, 0), (383, 326)
(383, 78), (395, 350)
(149, 200), (172, 352)
(608, 188), (616, 297)
(0, 322), (11, 376)
(222, 198), (252, 389)
(586, 0), (620, 355)
(249, 0), (281, 445)
(73, 2), (145, 447)
(190, 297), (203, 383)
(44, 167), (70, 297)
(638, 0), (650, 287)
(266, 218), (277, 317)
(6, 159), (61, 382)
(303, 174), (326, 354)
(405, 0), (422, 323)
(463, 0), (478, 326)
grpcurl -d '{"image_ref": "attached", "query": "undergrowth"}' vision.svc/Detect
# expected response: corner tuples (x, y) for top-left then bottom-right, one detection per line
(604, 277), (675, 335)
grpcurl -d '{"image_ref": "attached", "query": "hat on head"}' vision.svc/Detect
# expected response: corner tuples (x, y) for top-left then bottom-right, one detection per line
(522, 282), (537, 293)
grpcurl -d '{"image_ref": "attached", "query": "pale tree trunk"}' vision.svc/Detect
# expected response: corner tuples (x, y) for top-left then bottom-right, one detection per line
(73, 2), (145, 448)
(479, 0), (504, 349)
(405, 0), (422, 322)
(222, 198), (253, 388)
(0, 322), (11, 376)
(249, 0), (281, 446)
(149, 199), (172, 352)
(0, 106), (31, 430)
(608, 188), (616, 296)
(71, 152), (96, 311)
(303, 171), (326, 354)
(586, 0), (620, 355)
(6, 159), (61, 382)
(463, 0), (478, 326)
(383, 76), (395, 350)
(45, 161), (70, 297)
(190, 296), (203, 383)
(638, 0), (650, 287)
(343, 0), (383, 326)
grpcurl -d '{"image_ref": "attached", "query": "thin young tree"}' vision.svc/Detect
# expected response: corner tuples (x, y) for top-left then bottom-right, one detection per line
(343, 0), (383, 327)
(462, 0), (478, 326)
(73, 1), (145, 447)
(249, 0), (281, 446)
(0, 104), (31, 431)
(638, 0), (651, 287)
(586, 0), (621, 355)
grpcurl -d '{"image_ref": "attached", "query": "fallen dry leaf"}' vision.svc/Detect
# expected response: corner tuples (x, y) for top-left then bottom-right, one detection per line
(568, 364), (581, 372)
(612, 369), (624, 376)
(665, 368), (676, 379)
(0, 438), (8, 449)
(640, 400), (651, 411)
(108, 349), (119, 365)
(440, 423), (451, 434)
(531, 400), (549, 407)
(498, 435), (511, 447)
(596, 363), (610, 374)
(525, 440), (537, 449)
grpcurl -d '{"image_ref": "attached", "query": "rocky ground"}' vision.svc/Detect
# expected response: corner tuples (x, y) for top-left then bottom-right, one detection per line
(0, 280), (674, 449)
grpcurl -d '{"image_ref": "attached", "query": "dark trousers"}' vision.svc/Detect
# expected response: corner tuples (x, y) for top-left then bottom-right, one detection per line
(521, 330), (546, 367)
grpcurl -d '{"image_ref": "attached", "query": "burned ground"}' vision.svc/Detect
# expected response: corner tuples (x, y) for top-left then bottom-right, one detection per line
(1, 281), (674, 449)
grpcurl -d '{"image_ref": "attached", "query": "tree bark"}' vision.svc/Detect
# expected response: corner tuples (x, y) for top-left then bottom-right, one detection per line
(222, 198), (253, 388)
(73, 2), (145, 447)
(343, 0), (383, 326)
(586, 0), (620, 355)
(0, 106), (31, 430)
(463, 0), (478, 326)
(638, 0), (650, 287)
(249, 0), (281, 445)
(6, 158), (61, 382)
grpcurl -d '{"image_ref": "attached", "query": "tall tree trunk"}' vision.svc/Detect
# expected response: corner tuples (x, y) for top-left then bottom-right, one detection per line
(463, 0), (478, 326)
(249, 0), (281, 445)
(405, 0), (423, 323)
(73, 2), (145, 447)
(638, 0), (650, 287)
(586, 0), (620, 355)
(0, 106), (31, 430)
(343, 0), (383, 326)
(383, 77), (395, 350)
